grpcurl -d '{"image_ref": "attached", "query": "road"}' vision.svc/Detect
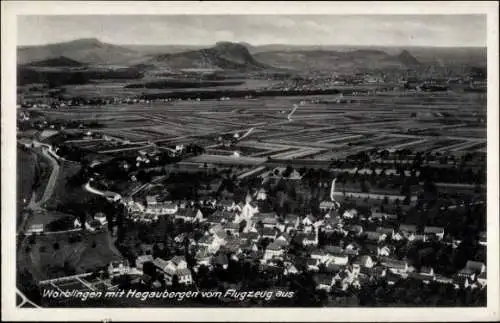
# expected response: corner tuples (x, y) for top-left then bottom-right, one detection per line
(37, 146), (60, 206)
(16, 288), (40, 308)
(17, 142), (61, 235)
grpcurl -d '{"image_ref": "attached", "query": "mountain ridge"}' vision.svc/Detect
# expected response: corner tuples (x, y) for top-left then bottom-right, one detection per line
(17, 38), (486, 71)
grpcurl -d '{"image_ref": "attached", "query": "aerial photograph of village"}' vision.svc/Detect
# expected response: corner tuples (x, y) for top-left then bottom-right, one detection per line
(15, 14), (487, 308)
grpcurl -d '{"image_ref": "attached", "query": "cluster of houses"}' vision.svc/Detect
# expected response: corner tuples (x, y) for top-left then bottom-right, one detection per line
(115, 190), (487, 293)
(107, 254), (194, 288)
(125, 195), (204, 223)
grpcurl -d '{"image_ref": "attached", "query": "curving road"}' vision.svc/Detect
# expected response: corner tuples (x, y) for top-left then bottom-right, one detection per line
(16, 288), (40, 308)
(37, 147), (60, 206)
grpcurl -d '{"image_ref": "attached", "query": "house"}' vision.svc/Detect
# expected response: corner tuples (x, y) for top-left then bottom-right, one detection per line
(175, 208), (203, 222)
(314, 274), (335, 292)
(275, 233), (292, 247)
(370, 211), (397, 221)
(413, 234), (427, 242)
(145, 201), (178, 216)
(302, 231), (318, 247)
(256, 188), (267, 201)
(310, 249), (329, 263)
(359, 266), (386, 279)
(399, 224), (418, 239)
(365, 231), (386, 243)
(376, 227), (395, 239)
(241, 239), (259, 253)
(135, 254), (154, 270)
(352, 255), (374, 271)
(262, 227), (278, 240)
(452, 239), (462, 249)
(476, 272), (487, 288)
(174, 233), (187, 244)
(284, 262), (300, 276)
(283, 213), (300, 232)
(240, 231), (260, 243)
(386, 272), (401, 286)
(214, 229), (228, 245)
(154, 256), (188, 285)
(261, 215), (278, 229)
(223, 237), (243, 255)
(380, 258), (408, 274)
(146, 195), (159, 206)
(85, 219), (102, 232)
(205, 211), (226, 226)
(223, 222), (240, 236)
(73, 218), (82, 229)
(213, 253), (229, 269)
(307, 258), (320, 271)
(478, 231), (486, 246)
(420, 267), (435, 277)
(319, 200), (336, 212)
(324, 245), (344, 255)
(176, 268), (193, 285)
(302, 214), (318, 227)
(345, 224), (364, 236)
(194, 247), (213, 269)
(435, 275), (454, 285)
(377, 245), (392, 257)
(199, 235), (222, 254)
(26, 223), (44, 235)
(391, 231), (404, 241)
(344, 242), (361, 256)
(454, 276), (473, 289)
(323, 216), (343, 233)
(91, 212), (107, 226)
(328, 253), (349, 266)
(457, 268), (476, 280)
(172, 255), (188, 268)
(409, 272), (434, 284)
(220, 200), (237, 211)
(465, 260), (486, 274)
(239, 201), (259, 222)
(153, 256), (188, 284)
(424, 226), (445, 240)
(264, 241), (285, 261)
(108, 260), (130, 277)
(342, 209), (358, 219)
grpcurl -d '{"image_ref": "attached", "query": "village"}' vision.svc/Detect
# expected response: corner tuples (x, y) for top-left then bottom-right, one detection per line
(44, 170), (485, 306)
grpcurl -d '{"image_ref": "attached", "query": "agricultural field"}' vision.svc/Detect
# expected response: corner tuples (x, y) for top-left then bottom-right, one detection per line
(28, 89), (486, 168)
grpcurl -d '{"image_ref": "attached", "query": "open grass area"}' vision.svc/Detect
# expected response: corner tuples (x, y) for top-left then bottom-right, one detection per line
(17, 147), (36, 213)
(18, 230), (122, 281)
(45, 161), (88, 210)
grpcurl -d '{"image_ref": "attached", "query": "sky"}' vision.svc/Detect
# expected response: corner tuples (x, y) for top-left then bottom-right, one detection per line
(17, 15), (486, 47)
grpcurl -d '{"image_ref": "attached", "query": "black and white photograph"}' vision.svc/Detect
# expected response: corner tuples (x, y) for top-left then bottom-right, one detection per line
(2, 1), (499, 321)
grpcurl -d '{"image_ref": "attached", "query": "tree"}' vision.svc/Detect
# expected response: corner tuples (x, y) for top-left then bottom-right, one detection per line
(360, 180), (370, 193)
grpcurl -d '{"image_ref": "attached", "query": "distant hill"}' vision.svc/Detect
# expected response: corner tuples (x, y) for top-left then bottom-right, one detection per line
(396, 50), (422, 67)
(250, 45), (485, 69)
(26, 56), (85, 68)
(18, 38), (146, 66)
(253, 48), (421, 71)
(145, 42), (269, 71)
(123, 44), (206, 55)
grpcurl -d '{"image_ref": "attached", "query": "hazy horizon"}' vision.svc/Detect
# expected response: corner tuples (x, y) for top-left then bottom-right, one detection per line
(18, 36), (487, 49)
(18, 15), (486, 47)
